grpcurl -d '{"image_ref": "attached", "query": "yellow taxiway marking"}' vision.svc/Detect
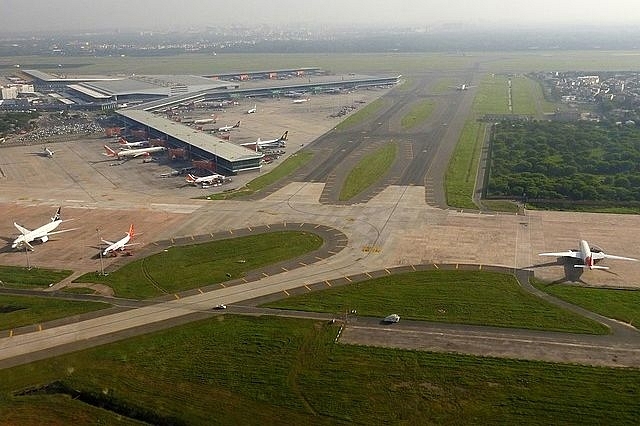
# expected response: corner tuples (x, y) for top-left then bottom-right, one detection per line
(305, 285), (311, 291)
(411, 264), (416, 271)
(262, 272), (270, 277)
(242, 278), (248, 283)
(299, 223), (305, 227)
(38, 324), (42, 332)
(345, 276), (352, 282)
(171, 238), (175, 244)
(191, 235), (195, 240)
(298, 262), (307, 267)
(198, 288), (204, 294)
(220, 283), (226, 288)
(314, 224), (321, 229)
(247, 227), (252, 232)
(365, 272), (372, 278)
(229, 229), (233, 234)
(283, 222), (287, 227)
(434, 264), (439, 269)
(384, 268), (391, 275)
(456, 264), (459, 269)
(283, 289), (289, 296)
(152, 242), (159, 246)
(479, 264), (483, 270)
(325, 280), (332, 287)
(210, 233), (214, 238)
(174, 294), (180, 300)
(266, 224), (270, 229)
(328, 251), (337, 255)
(9, 330), (13, 337)
(281, 267), (289, 272)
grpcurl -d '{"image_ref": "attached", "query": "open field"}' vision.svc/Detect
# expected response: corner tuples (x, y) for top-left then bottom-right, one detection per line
(0, 295), (109, 331)
(76, 231), (323, 299)
(0, 266), (71, 289)
(263, 270), (607, 334)
(445, 120), (484, 209)
(535, 281), (640, 326)
(400, 99), (436, 129)
(0, 315), (638, 425)
(338, 143), (397, 201)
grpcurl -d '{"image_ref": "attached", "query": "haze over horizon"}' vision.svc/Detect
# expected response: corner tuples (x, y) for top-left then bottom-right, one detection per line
(2, 0), (640, 34)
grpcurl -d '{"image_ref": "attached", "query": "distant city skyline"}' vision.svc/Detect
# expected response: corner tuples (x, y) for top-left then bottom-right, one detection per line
(2, 0), (640, 34)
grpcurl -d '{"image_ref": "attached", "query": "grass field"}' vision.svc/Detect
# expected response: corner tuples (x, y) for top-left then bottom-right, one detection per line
(74, 231), (323, 299)
(535, 281), (640, 326)
(264, 270), (607, 334)
(338, 142), (397, 201)
(400, 99), (436, 129)
(445, 120), (484, 209)
(208, 151), (313, 200)
(0, 295), (109, 331)
(0, 266), (72, 289)
(0, 315), (637, 425)
(334, 98), (385, 131)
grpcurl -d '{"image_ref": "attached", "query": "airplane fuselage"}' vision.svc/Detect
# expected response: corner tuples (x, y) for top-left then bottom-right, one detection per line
(579, 239), (594, 269)
(12, 220), (62, 249)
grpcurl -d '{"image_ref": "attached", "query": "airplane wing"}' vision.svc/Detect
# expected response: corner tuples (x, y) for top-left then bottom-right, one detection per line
(538, 250), (582, 259)
(101, 239), (115, 245)
(46, 227), (80, 236)
(132, 152), (150, 158)
(13, 222), (31, 235)
(593, 252), (638, 262)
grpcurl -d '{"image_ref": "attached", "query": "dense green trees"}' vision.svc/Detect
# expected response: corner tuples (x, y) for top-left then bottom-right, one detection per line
(487, 121), (640, 203)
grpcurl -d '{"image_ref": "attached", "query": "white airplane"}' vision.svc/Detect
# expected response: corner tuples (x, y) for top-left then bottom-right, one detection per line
(292, 98), (310, 104)
(102, 224), (138, 256)
(42, 146), (55, 158)
(454, 84), (476, 91)
(185, 173), (229, 187)
(246, 104), (257, 114)
(240, 131), (288, 151)
(215, 121), (241, 132)
(11, 207), (77, 250)
(117, 137), (149, 149)
(103, 145), (167, 159)
(194, 115), (216, 125)
(539, 240), (638, 270)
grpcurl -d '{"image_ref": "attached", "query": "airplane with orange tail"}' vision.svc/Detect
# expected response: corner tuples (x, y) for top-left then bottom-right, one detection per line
(101, 224), (139, 256)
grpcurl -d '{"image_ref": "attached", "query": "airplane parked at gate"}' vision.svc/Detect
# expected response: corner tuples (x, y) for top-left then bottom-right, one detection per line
(246, 104), (257, 114)
(102, 224), (138, 256)
(11, 207), (77, 250)
(185, 173), (230, 187)
(240, 131), (288, 151)
(539, 240), (638, 270)
(215, 121), (241, 132)
(117, 137), (149, 149)
(103, 145), (166, 159)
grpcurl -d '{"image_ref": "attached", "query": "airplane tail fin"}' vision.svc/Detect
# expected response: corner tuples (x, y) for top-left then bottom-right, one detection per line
(51, 207), (61, 222)
(128, 224), (135, 238)
(280, 131), (288, 141)
(118, 137), (127, 145)
(185, 174), (196, 183)
(103, 145), (117, 156)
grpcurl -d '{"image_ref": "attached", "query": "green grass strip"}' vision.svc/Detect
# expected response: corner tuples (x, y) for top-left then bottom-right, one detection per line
(75, 231), (323, 299)
(339, 142), (397, 201)
(208, 151), (313, 200)
(0, 295), (109, 330)
(445, 120), (484, 209)
(535, 281), (640, 326)
(400, 99), (436, 129)
(264, 270), (607, 334)
(335, 98), (385, 131)
(0, 265), (72, 289)
(0, 315), (637, 424)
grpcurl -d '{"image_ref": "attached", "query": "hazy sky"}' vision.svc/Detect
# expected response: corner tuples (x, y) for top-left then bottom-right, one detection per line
(2, 0), (640, 33)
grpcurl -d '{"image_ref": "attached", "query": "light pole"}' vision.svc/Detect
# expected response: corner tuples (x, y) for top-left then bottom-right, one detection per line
(96, 228), (105, 276)
(24, 245), (31, 270)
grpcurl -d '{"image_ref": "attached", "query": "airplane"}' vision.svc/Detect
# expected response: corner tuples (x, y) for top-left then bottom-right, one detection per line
(240, 131), (288, 151)
(292, 98), (310, 104)
(101, 224), (139, 256)
(117, 137), (149, 149)
(194, 115), (216, 125)
(11, 207), (77, 251)
(185, 173), (230, 187)
(453, 84), (476, 91)
(246, 104), (257, 114)
(215, 121), (241, 132)
(42, 146), (55, 158)
(103, 145), (167, 160)
(538, 240), (638, 270)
